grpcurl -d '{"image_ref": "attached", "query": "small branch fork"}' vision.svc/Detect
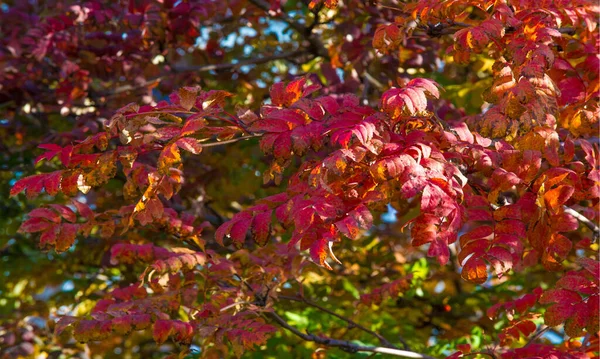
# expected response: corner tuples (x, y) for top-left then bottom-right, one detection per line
(230, 274), (426, 358)
(278, 295), (408, 349)
(265, 311), (437, 359)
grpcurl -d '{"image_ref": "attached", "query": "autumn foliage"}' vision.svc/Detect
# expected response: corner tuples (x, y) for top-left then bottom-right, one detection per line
(1, 0), (599, 358)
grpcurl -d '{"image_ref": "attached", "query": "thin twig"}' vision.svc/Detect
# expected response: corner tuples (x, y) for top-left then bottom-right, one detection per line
(248, 0), (329, 58)
(363, 72), (385, 91)
(525, 325), (550, 347)
(200, 134), (262, 148)
(563, 206), (600, 240)
(278, 295), (405, 349)
(265, 311), (437, 359)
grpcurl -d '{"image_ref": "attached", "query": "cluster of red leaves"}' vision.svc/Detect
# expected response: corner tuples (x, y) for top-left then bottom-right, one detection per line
(540, 258), (599, 337)
(0, 1), (233, 107)
(12, 73), (599, 352)
(8, 0), (600, 355)
(373, 0), (599, 140)
(55, 241), (302, 354)
(223, 77), (470, 269)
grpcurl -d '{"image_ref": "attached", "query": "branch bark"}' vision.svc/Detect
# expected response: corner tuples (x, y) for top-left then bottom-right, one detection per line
(563, 206), (600, 240)
(265, 311), (437, 359)
(200, 134), (262, 148)
(248, 0), (329, 58)
(525, 325), (550, 347)
(95, 50), (305, 98)
(172, 49), (305, 73)
(278, 295), (407, 349)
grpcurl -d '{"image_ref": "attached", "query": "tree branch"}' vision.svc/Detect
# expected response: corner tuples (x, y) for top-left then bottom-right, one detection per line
(200, 134), (262, 148)
(248, 0), (329, 58)
(563, 206), (600, 240)
(278, 295), (406, 349)
(172, 50), (305, 73)
(265, 311), (437, 359)
(363, 71), (385, 91)
(525, 325), (550, 347)
(95, 50), (305, 98)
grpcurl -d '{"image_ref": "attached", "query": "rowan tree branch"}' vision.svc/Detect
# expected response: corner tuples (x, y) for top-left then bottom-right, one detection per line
(278, 295), (406, 349)
(200, 134), (262, 148)
(95, 50), (305, 98)
(563, 206), (600, 240)
(525, 325), (550, 347)
(265, 311), (436, 359)
(363, 71), (385, 91)
(248, 0), (329, 58)
(172, 50), (305, 73)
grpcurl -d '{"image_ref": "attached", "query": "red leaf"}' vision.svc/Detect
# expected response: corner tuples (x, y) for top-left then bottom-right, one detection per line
(44, 171), (62, 196)
(544, 301), (575, 327)
(54, 316), (78, 337)
(11, 174), (45, 198)
(229, 215), (252, 246)
(557, 77), (586, 106)
(428, 238), (450, 266)
(177, 86), (200, 111)
(270, 78), (307, 107)
(35, 144), (62, 164)
(461, 257), (488, 284)
(215, 220), (234, 246)
(176, 137), (202, 154)
(181, 115), (207, 136)
(334, 204), (373, 240)
(310, 238), (331, 270)
(40, 225), (59, 247)
(546, 233), (572, 263)
(48, 205), (77, 223)
(73, 200), (94, 220)
(19, 217), (52, 233)
(158, 143), (182, 175)
(544, 185), (575, 212)
(153, 320), (173, 344)
(251, 211), (272, 246)
(28, 208), (61, 223)
(56, 223), (79, 252)
(577, 258), (600, 281)
(373, 24), (401, 54)
(200, 90), (234, 110)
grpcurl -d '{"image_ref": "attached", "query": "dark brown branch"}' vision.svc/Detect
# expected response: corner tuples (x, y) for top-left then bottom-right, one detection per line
(557, 27), (576, 35)
(172, 50), (305, 73)
(278, 295), (406, 349)
(525, 325), (550, 347)
(363, 71), (385, 91)
(96, 50), (305, 98)
(265, 311), (437, 359)
(563, 206), (600, 240)
(200, 134), (262, 148)
(248, 0), (329, 58)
